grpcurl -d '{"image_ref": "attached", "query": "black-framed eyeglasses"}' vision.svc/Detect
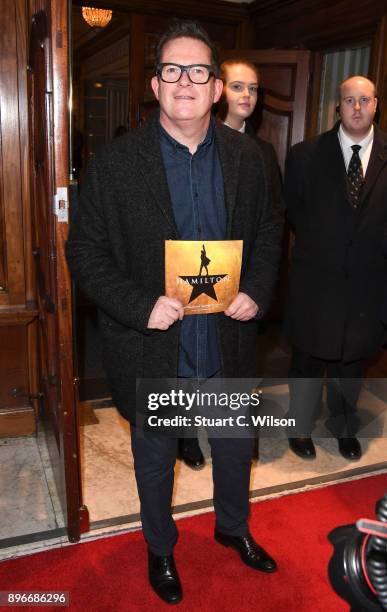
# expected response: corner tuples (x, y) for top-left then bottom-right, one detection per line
(156, 63), (215, 84)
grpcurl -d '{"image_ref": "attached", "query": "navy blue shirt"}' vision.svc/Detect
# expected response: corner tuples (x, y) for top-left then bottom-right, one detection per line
(159, 120), (226, 378)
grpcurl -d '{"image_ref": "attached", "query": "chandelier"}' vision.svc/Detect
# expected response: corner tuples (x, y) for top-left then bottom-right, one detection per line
(82, 6), (112, 28)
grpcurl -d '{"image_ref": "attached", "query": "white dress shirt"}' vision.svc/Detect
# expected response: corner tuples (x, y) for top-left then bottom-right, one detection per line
(338, 124), (374, 175)
(223, 120), (246, 133)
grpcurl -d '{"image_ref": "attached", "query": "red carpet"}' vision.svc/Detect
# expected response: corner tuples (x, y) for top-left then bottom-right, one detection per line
(1, 474), (386, 611)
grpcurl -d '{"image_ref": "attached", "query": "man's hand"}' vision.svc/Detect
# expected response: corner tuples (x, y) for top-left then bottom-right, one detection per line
(224, 292), (259, 321)
(147, 296), (184, 331)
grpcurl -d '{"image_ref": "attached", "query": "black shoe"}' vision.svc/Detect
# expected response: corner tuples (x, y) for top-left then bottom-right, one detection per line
(179, 438), (205, 470)
(214, 530), (277, 573)
(338, 437), (362, 461)
(288, 437), (316, 459)
(148, 550), (182, 605)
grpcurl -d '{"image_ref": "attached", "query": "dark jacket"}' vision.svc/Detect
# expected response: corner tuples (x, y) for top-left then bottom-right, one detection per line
(381, 236), (387, 325)
(284, 122), (387, 361)
(245, 121), (283, 214)
(66, 112), (283, 422)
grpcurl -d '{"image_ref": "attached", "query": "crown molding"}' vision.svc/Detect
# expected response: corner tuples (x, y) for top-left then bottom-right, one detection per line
(248, 0), (385, 24)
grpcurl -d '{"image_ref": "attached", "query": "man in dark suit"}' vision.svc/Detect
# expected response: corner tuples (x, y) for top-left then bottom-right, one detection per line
(284, 75), (387, 461)
(66, 20), (282, 605)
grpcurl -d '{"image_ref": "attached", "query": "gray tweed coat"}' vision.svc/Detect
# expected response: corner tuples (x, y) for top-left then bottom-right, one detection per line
(66, 112), (283, 422)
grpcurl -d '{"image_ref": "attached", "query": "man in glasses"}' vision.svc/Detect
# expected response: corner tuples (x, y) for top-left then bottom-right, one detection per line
(66, 20), (282, 604)
(285, 75), (387, 462)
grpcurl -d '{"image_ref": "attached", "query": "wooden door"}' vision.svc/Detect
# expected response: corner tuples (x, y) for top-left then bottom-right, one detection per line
(219, 49), (311, 173)
(28, 0), (89, 542)
(220, 50), (311, 318)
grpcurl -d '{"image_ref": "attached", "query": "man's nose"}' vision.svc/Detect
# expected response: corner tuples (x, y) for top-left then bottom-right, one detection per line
(178, 69), (192, 85)
(353, 99), (361, 110)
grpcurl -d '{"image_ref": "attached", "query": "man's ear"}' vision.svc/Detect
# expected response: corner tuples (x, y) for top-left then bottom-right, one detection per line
(151, 76), (160, 100)
(213, 78), (224, 104)
(336, 104), (341, 116)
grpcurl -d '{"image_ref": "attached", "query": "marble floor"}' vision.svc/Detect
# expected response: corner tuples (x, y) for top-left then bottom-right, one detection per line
(0, 425), (67, 560)
(1, 379), (387, 562)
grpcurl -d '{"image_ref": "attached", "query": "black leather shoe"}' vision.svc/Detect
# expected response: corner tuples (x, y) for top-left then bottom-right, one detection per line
(288, 437), (316, 459)
(338, 437), (362, 461)
(179, 438), (205, 470)
(214, 530), (277, 573)
(148, 550), (182, 604)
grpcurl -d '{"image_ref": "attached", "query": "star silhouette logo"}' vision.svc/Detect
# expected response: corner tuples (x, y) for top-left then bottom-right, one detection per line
(178, 244), (228, 304)
(179, 274), (228, 303)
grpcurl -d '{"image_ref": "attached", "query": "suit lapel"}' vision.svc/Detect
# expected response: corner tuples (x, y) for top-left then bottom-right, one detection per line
(136, 114), (179, 237)
(215, 122), (242, 238)
(360, 125), (387, 208)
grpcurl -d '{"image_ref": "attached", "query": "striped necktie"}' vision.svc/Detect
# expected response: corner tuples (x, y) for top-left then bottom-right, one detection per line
(347, 144), (363, 207)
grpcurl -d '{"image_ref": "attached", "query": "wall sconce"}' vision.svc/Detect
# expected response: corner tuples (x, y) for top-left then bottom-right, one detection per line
(82, 6), (112, 29)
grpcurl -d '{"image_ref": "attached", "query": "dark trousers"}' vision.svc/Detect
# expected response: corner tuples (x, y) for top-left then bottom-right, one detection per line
(288, 346), (363, 437)
(130, 426), (255, 556)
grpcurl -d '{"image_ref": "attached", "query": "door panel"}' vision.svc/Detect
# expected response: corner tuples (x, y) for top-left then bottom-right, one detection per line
(28, 0), (89, 542)
(259, 109), (292, 174)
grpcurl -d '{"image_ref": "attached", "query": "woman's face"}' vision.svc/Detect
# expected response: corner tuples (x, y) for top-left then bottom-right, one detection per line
(223, 64), (259, 126)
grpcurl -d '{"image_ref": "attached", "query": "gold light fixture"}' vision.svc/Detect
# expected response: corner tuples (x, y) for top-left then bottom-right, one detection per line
(82, 6), (112, 29)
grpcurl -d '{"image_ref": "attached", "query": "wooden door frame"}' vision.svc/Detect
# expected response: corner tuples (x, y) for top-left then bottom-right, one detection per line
(221, 49), (311, 148)
(219, 48), (312, 164)
(51, 0), (89, 542)
(28, 0), (89, 542)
